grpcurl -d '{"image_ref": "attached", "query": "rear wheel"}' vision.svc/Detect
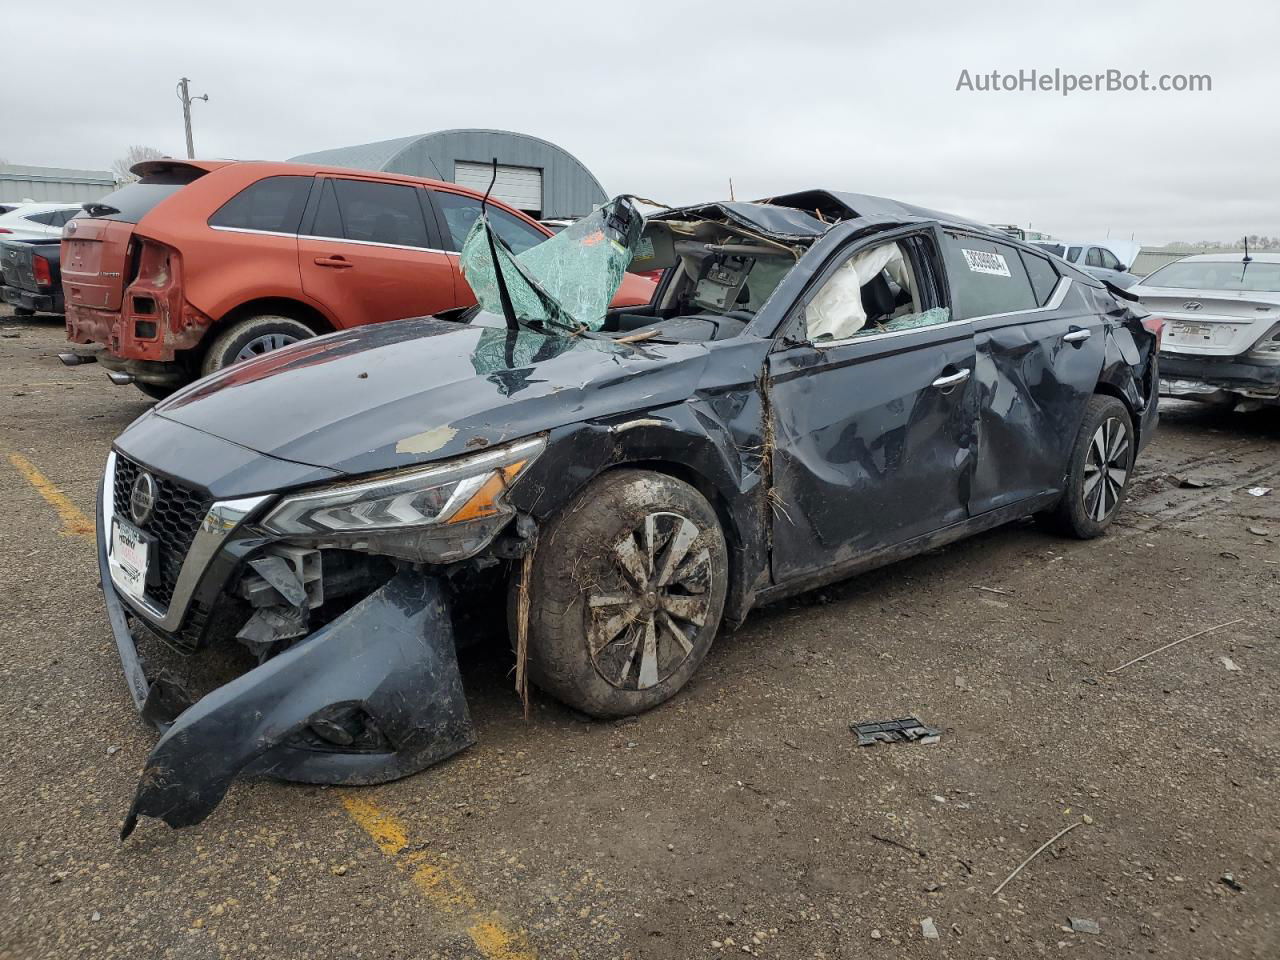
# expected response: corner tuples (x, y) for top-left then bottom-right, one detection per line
(201, 315), (314, 377)
(1041, 394), (1135, 538)
(134, 382), (179, 401)
(516, 469), (729, 718)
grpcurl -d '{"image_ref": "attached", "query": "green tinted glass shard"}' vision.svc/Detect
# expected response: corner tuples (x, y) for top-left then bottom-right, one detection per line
(461, 197), (644, 332)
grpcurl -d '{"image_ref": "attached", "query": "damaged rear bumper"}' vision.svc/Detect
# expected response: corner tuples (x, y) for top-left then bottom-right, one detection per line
(97, 480), (475, 837)
(1160, 351), (1280, 402)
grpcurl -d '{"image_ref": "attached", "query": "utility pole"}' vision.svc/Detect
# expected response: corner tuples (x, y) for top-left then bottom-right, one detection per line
(176, 77), (209, 159)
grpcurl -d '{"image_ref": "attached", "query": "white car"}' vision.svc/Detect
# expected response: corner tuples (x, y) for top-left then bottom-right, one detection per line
(1034, 240), (1142, 289)
(0, 202), (83, 241)
(1128, 252), (1280, 409)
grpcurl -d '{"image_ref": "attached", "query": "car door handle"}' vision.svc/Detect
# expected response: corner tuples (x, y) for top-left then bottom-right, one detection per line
(313, 256), (353, 269)
(1063, 328), (1092, 344)
(930, 369), (971, 389)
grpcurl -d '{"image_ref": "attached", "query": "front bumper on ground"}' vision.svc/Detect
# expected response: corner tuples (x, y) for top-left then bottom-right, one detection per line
(1160, 351), (1280, 401)
(2, 285), (61, 313)
(97, 470), (476, 837)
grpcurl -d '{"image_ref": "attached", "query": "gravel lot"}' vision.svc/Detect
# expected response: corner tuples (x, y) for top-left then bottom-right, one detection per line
(1, 304), (1277, 959)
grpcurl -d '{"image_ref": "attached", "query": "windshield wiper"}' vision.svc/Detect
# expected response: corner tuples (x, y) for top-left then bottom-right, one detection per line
(478, 159), (520, 334)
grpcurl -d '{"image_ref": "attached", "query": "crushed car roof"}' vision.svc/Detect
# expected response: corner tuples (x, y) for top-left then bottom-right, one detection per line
(652, 189), (988, 241)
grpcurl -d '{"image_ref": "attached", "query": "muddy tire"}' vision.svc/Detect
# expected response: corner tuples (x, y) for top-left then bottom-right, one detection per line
(134, 382), (180, 401)
(516, 469), (729, 718)
(201, 315), (314, 377)
(1040, 394), (1135, 539)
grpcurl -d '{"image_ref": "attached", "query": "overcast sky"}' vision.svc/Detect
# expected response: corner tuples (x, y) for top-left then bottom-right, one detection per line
(6, 1), (1277, 244)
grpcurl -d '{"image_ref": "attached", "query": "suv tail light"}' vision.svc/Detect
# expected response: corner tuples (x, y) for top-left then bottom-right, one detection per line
(0, 228), (11, 235)
(1141, 315), (1166, 350)
(32, 255), (52, 288)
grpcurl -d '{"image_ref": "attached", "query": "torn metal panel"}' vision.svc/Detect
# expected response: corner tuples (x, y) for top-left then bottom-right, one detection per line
(654, 201), (832, 241)
(651, 191), (986, 244)
(121, 572), (473, 836)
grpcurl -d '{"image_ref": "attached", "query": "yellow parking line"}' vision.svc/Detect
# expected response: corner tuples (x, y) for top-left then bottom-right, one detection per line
(10, 451), (531, 955)
(339, 794), (536, 959)
(8, 453), (95, 538)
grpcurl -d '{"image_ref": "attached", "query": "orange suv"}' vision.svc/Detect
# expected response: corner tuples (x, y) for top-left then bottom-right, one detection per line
(62, 160), (656, 398)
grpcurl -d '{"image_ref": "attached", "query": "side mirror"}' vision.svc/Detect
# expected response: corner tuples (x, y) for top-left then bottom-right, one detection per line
(1115, 263), (1129, 273)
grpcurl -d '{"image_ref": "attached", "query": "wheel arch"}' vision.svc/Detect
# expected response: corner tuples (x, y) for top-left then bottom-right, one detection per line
(598, 458), (746, 554)
(215, 297), (336, 337)
(507, 410), (768, 628)
(1092, 381), (1141, 447)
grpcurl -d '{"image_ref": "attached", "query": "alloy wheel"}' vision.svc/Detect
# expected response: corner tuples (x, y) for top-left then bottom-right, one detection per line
(586, 511), (714, 690)
(235, 333), (300, 362)
(1082, 416), (1130, 522)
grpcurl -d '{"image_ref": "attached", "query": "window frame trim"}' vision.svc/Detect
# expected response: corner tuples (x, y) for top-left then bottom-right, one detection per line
(808, 277), (1073, 349)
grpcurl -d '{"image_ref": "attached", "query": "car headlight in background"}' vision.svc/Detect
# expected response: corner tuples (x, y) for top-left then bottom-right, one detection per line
(261, 436), (545, 563)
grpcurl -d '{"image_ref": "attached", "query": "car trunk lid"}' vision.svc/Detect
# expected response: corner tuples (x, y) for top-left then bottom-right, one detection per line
(1137, 290), (1280, 357)
(62, 218), (136, 310)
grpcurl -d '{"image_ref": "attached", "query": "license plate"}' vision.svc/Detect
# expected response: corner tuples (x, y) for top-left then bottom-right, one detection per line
(1171, 322), (1213, 340)
(1169, 321), (1240, 345)
(110, 518), (150, 601)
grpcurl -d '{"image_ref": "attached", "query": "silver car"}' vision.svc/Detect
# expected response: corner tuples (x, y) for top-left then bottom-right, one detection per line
(1127, 253), (1280, 409)
(0, 202), (83, 241)
(1034, 240), (1141, 289)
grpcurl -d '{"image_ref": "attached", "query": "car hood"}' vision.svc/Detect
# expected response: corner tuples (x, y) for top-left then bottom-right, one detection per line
(155, 317), (714, 478)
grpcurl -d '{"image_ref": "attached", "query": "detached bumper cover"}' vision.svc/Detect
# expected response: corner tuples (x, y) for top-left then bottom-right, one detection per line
(98, 488), (475, 837)
(1160, 352), (1280, 398)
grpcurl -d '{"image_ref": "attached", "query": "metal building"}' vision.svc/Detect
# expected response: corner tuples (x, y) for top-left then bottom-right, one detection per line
(0, 164), (115, 203)
(289, 129), (606, 219)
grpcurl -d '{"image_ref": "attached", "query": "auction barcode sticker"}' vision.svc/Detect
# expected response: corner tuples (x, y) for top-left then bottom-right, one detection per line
(961, 249), (1011, 277)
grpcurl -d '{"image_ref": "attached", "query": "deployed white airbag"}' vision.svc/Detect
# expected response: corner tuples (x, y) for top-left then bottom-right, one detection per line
(806, 242), (908, 341)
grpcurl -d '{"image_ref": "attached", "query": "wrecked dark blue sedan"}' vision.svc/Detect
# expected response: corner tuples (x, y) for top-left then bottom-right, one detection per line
(99, 189), (1160, 834)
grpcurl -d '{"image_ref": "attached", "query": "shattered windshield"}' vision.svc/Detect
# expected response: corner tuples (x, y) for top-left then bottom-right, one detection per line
(460, 196), (644, 333)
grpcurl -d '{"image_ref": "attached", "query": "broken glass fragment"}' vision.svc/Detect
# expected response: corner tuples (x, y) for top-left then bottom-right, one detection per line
(460, 197), (644, 333)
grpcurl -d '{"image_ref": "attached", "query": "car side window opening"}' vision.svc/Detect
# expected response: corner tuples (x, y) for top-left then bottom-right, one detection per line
(208, 175), (313, 234)
(803, 237), (950, 342)
(939, 232), (1040, 319)
(1020, 249), (1061, 306)
(1066, 245), (1082, 262)
(311, 178), (431, 248)
(1085, 247), (1104, 268)
(1098, 248), (1122, 271)
(432, 191), (546, 255)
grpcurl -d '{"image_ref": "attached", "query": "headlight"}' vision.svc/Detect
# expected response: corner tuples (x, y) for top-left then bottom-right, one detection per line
(261, 437), (545, 563)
